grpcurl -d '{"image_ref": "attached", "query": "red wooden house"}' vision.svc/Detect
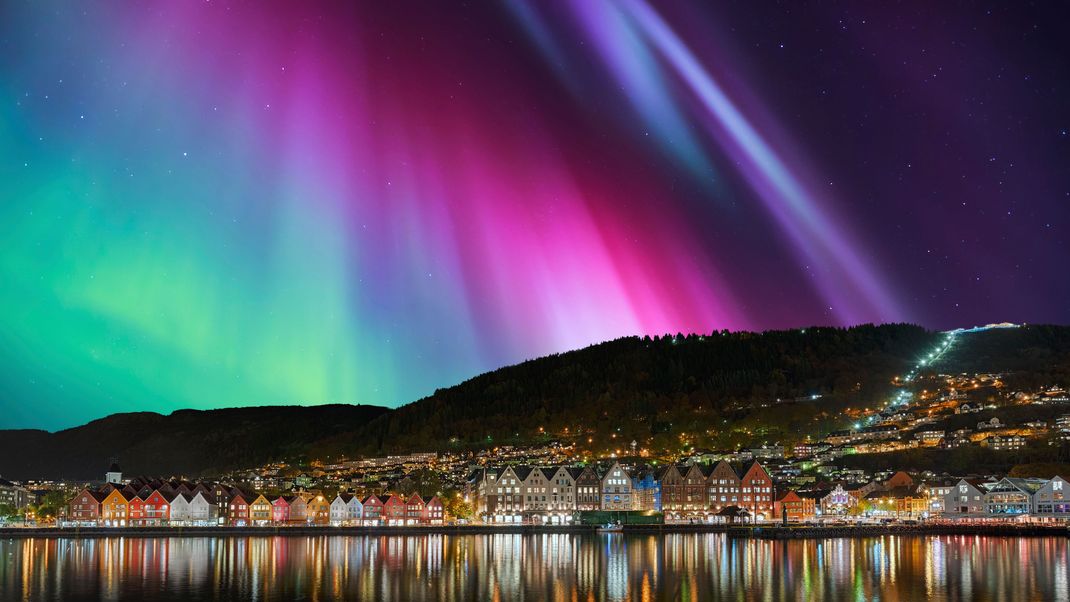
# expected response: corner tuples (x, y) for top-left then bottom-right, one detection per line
(127, 493), (146, 525)
(383, 495), (406, 526)
(140, 489), (171, 526)
(362, 495), (384, 525)
(405, 494), (425, 525)
(228, 492), (253, 526)
(272, 496), (291, 523)
(740, 461), (774, 521)
(67, 488), (106, 525)
(422, 496), (444, 525)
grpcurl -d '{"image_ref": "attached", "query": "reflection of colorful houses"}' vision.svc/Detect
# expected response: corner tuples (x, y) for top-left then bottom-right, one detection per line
(362, 495), (384, 525)
(383, 495), (406, 526)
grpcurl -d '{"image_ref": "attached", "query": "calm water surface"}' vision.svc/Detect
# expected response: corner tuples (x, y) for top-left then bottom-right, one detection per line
(1, 533), (1068, 601)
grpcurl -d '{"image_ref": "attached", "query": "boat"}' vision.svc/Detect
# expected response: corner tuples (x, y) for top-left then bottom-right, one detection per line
(597, 522), (624, 532)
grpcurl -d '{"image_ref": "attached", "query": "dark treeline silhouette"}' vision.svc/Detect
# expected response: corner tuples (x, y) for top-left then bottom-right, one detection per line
(344, 324), (936, 454)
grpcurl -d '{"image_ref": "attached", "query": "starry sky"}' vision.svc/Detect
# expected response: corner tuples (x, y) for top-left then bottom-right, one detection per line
(2, 1), (1068, 430)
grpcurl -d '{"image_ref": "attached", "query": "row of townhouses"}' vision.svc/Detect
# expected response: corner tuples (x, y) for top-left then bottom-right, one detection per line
(67, 471), (444, 527)
(773, 473), (1070, 521)
(471, 460), (776, 523)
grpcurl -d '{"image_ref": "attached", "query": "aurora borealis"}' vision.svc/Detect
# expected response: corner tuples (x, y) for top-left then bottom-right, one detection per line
(2, 2), (1068, 430)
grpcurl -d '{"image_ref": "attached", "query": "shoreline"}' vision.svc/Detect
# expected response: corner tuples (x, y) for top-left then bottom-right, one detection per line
(2, 523), (1067, 540)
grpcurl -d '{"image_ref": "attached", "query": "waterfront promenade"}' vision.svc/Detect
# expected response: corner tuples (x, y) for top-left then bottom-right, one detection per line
(2, 522), (1067, 540)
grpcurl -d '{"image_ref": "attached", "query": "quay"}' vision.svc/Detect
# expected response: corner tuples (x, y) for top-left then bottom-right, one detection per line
(1, 523), (1066, 539)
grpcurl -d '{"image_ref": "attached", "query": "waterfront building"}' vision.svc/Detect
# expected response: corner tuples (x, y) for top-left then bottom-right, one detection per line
(405, 494), (426, 526)
(139, 489), (171, 526)
(306, 495), (331, 525)
(631, 469), (662, 513)
(820, 484), (860, 515)
(542, 466), (576, 523)
(982, 478), (1044, 515)
(572, 467), (602, 511)
(227, 492), (253, 526)
(272, 496), (292, 523)
(1033, 476), (1069, 517)
(67, 488), (106, 525)
(189, 492), (218, 525)
(383, 495), (407, 526)
(167, 492), (191, 525)
(740, 462), (774, 520)
(707, 460), (743, 515)
(330, 493), (363, 526)
(942, 479), (987, 516)
(600, 462), (634, 511)
(285, 495), (308, 524)
(362, 495), (384, 525)
(100, 488), (131, 527)
(658, 465), (686, 515)
(774, 490), (816, 522)
(423, 496), (444, 525)
(249, 495), (273, 526)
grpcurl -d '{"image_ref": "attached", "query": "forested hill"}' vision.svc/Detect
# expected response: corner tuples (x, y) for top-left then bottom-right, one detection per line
(0, 405), (388, 480)
(343, 324), (937, 455)
(0, 325), (942, 478)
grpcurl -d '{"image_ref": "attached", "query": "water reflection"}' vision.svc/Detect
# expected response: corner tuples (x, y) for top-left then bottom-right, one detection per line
(1, 534), (1068, 600)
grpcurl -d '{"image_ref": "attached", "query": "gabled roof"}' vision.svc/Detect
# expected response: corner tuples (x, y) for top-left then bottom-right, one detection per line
(512, 466), (535, 481)
(362, 494), (384, 506)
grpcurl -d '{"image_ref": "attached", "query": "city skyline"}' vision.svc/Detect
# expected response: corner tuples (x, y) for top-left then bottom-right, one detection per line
(3, 2), (1069, 430)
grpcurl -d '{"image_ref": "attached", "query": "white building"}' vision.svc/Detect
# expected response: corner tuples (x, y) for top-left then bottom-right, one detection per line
(600, 462), (634, 511)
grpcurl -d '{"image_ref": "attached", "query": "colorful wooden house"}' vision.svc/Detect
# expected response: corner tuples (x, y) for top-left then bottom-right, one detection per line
(137, 489), (171, 526)
(306, 495), (331, 525)
(67, 488), (106, 525)
(383, 495), (406, 526)
(362, 495), (384, 525)
(774, 490), (816, 522)
(423, 496), (444, 525)
(100, 488), (131, 527)
(249, 494), (273, 525)
(228, 492), (253, 526)
(405, 494), (425, 525)
(272, 496), (291, 523)
(286, 495), (309, 524)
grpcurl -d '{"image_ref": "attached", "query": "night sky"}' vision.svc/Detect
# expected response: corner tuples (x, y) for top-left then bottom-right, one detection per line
(2, 2), (1068, 430)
